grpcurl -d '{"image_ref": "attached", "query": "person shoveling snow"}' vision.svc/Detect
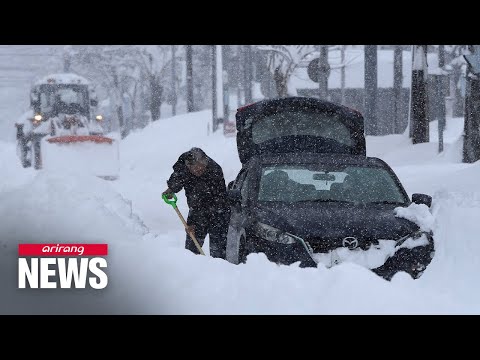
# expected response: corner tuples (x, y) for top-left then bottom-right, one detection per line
(162, 147), (231, 259)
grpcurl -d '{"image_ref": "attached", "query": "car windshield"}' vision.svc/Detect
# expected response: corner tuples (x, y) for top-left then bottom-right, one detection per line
(38, 84), (88, 115)
(258, 164), (408, 205)
(251, 110), (353, 147)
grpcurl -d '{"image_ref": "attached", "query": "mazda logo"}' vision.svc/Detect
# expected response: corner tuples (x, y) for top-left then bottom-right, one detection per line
(342, 237), (358, 250)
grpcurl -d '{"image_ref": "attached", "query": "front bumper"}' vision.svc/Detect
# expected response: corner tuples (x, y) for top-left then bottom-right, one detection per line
(247, 232), (435, 279)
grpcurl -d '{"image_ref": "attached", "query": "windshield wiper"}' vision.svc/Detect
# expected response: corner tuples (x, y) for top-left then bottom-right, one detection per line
(295, 199), (355, 204)
(367, 201), (406, 205)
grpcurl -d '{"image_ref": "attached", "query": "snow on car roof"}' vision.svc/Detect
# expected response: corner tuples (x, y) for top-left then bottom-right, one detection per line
(33, 73), (90, 86)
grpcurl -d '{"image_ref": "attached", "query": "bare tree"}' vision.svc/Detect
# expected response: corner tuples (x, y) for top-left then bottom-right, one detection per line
(444, 45), (469, 117)
(135, 45), (176, 121)
(256, 45), (316, 97)
(69, 45), (139, 138)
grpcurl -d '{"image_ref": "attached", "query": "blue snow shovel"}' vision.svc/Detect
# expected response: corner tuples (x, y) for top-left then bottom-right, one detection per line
(162, 193), (206, 256)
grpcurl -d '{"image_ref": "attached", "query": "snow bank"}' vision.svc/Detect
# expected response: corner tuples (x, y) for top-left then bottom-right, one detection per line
(0, 170), (146, 246)
(418, 190), (480, 308)
(0, 170), (149, 314)
(0, 141), (36, 193)
(131, 235), (466, 314)
(367, 117), (465, 166)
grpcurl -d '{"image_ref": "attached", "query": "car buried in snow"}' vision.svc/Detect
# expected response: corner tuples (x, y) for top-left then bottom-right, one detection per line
(225, 97), (435, 280)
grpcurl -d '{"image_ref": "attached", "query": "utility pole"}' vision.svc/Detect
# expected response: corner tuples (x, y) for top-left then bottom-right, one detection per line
(211, 45), (217, 131)
(340, 45), (346, 105)
(364, 45), (378, 135)
(318, 45), (329, 100)
(244, 45), (253, 104)
(437, 45), (447, 153)
(186, 45), (194, 112)
(222, 45), (230, 123)
(393, 46), (403, 134)
(236, 45), (243, 107)
(215, 45), (225, 130)
(410, 45), (429, 144)
(463, 45), (480, 163)
(171, 45), (177, 116)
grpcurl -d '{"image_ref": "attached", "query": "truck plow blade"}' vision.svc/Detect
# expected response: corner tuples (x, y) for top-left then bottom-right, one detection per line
(41, 135), (120, 180)
(46, 135), (114, 144)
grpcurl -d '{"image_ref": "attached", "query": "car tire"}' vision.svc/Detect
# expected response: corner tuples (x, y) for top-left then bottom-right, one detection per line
(32, 137), (42, 170)
(18, 142), (31, 168)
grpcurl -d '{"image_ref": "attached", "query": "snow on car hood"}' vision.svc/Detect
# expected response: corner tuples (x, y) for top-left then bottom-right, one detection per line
(394, 202), (434, 232)
(310, 202), (434, 269)
(311, 234), (430, 269)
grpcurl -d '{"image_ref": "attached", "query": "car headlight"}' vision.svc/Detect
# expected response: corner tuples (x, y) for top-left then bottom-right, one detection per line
(96, 115), (103, 121)
(254, 222), (297, 244)
(395, 229), (428, 248)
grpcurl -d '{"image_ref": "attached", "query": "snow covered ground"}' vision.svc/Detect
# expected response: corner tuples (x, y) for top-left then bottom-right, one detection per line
(1, 110), (480, 314)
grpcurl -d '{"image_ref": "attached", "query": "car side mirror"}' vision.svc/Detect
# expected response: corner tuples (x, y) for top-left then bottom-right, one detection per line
(412, 193), (432, 208)
(227, 189), (242, 204)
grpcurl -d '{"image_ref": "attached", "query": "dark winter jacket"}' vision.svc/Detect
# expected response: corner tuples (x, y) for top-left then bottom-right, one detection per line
(167, 151), (229, 215)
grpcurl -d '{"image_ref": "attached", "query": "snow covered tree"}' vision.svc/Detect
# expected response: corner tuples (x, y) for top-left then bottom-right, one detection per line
(68, 45), (141, 138)
(178, 45), (214, 112)
(255, 45), (316, 97)
(134, 45), (175, 121)
(194, 45), (214, 111)
(68, 45), (184, 137)
(443, 45), (468, 117)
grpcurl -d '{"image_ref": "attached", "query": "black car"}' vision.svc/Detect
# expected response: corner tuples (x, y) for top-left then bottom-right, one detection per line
(225, 97), (435, 280)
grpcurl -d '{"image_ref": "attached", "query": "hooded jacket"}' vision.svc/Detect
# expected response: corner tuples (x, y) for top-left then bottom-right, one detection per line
(167, 150), (229, 213)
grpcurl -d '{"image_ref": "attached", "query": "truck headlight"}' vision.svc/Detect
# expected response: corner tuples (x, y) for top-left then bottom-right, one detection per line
(96, 115), (103, 121)
(255, 222), (297, 244)
(33, 114), (42, 122)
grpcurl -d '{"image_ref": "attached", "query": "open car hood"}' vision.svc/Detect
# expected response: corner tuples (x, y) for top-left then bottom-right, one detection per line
(235, 97), (366, 164)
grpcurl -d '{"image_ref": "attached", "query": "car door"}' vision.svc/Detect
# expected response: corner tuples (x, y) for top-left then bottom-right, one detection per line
(225, 168), (251, 264)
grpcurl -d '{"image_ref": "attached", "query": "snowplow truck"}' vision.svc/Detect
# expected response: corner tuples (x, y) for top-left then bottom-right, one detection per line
(15, 73), (119, 180)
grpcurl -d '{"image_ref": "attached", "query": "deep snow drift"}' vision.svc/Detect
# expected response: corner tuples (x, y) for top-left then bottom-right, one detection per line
(1, 111), (480, 314)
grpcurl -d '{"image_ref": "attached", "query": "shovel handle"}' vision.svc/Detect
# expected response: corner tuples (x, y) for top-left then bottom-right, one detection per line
(162, 193), (178, 208)
(173, 207), (205, 256)
(163, 193), (205, 256)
